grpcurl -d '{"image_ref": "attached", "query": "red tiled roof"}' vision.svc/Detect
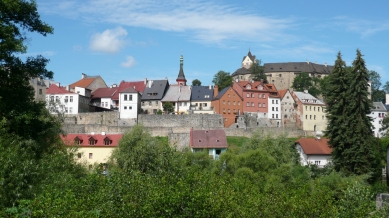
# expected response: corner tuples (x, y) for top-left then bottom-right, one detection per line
(69, 78), (95, 89)
(190, 129), (228, 148)
(296, 138), (332, 155)
(236, 81), (265, 90)
(264, 84), (280, 98)
(46, 84), (73, 94)
(60, 133), (123, 147)
(120, 87), (138, 93)
(278, 89), (288, 99)
(91, 87), (118, 99)
(112, 81), (146, 100)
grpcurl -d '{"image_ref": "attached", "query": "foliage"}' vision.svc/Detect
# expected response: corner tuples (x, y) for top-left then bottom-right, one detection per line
(157, 109), (163, 114)
(192, 79), (201, 86)
(291, 72), (321, 97)
(383, 81), (389, 94)
(212, 70), (232, 91)
(162, 102), (174, 113)
(249, 59), (267, 83)
(369, 70), (385, 103)
(325, 50), (380, 182)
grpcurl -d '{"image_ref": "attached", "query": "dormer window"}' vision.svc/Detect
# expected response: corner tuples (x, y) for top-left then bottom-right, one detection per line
(246, 85), (251, 89)
(74, 136), (82, 145)
(104, 137), (112, 145)
(258, 85), (263, 90)
(89, 137), (96, 145)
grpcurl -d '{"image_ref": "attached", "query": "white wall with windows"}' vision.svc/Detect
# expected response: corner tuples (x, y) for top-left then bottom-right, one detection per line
(268, 97), (281, 125)
(119, 92), (139, 119)
(369, 111), (386, 138)
(46, 93), (80, 114)
(296, 144), (331, 168)
(174, 101), (190, 114)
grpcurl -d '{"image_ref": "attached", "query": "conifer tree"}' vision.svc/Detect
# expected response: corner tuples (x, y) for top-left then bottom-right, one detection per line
(326, 50), (380, 181)
(325, 52), (349, 172)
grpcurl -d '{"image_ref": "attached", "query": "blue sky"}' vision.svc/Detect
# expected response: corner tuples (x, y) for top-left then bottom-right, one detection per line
(27, 0), (389, 87)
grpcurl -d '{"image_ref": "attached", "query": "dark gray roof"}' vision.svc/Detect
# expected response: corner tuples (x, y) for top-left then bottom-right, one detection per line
(213, 87), (229, 100)
(190, 86), (214, 101)
(141, 80), (169, 100)
(177, 56), (186, 81)
(264, 62), (333, 74)
(231, 67), (250, 76)
(372, 102), (387, 112)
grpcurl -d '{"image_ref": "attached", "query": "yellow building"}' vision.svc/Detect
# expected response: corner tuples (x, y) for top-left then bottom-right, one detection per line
(292, 91), (327, 132)
(61, 133), (122, 166)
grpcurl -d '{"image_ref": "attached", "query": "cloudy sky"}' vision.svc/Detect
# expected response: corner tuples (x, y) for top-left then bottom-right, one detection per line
(27, 0), (389, 87)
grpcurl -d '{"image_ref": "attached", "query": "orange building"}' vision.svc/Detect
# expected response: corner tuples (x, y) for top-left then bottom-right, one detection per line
(233, 80), (270, 116)
(212, 86), (243, 127)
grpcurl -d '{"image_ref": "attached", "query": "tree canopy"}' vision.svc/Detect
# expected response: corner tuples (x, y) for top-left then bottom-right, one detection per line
(192, 79), (201, 86)
(291, 72), (321, 97)
(212, 70), (233, 91)
(163, 102), (174, 113)
(368, 70), (385, 103)
(249, 59), (267, 83)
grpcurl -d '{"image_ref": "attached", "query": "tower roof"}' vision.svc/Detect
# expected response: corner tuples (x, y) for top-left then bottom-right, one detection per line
(176, 55), (187, 82)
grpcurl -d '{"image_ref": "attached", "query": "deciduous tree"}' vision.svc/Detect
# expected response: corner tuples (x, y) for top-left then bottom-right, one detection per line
(192, 79), (201, 86)
(291, 72), (321, 97)
(212, 70), (232, 91)
(249, 59), (267, 83)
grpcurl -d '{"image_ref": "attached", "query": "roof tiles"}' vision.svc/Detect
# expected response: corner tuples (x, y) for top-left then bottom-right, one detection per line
(296, 138), (331, 155)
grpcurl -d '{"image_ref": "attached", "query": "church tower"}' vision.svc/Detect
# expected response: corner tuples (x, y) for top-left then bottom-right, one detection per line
(176, 55), (187, 86)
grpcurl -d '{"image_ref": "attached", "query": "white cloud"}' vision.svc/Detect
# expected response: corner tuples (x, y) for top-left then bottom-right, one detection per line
(121, 56), (136, 68)
(40, 0), (295, 44)
(89, 27), (128, 53)
(333, 16), (389, 38)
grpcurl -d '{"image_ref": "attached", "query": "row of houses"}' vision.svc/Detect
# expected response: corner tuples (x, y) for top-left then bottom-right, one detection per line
(32, 51), (387, 135)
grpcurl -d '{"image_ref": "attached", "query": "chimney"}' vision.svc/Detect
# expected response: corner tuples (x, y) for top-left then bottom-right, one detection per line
(235, 78), (239, 83)
(260, 79), (264, 85)
(55, 82), (60, 87)
(144, 78), (147, 85)
(101, 131), (106, 135)
(82, 73), (86, 79)
(214, 85), (219, 97)
(66, 85), (70, 91)
(324, 62), (327, 67)
(112, 84), (117, 88)
(209, 85), (212, 90)
(133, 86), (136, 90)
(306, 59), (309, 64)
(148, 80), (153, 88)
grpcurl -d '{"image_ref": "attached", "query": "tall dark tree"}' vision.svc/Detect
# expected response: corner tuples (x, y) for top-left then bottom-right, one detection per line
(326, 50), (380, 181)
(212, 70), (232, 91)
(291, 72), (321, 97)
(192, 79), (201, 86)
(0, 0), (64, 206)
(249, 59), (267, 83)
(383, 81), (389, 94)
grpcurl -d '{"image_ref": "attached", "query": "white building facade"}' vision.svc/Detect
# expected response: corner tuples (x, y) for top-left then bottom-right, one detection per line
(119, 87), (140, 119)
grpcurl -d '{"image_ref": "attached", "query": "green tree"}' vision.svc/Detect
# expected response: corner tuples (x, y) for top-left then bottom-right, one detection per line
(212, 70), (232, 91)
(327, 50), (380, 181)
(291, 72), (321, 97)
(163, 102), (174, 113)
(192, 79), (201, 86)
(383, 81), (389, 94)
(368, 70), (385, 102)
(249, 59), (267, 83)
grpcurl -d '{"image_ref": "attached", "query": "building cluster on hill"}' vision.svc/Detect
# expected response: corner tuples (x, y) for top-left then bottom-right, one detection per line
(29, 51), (387, 136)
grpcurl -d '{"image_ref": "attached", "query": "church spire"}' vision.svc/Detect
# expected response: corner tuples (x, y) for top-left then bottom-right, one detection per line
(176, 55), (187, 85)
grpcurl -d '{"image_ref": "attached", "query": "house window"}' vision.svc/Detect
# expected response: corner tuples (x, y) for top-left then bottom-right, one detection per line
(65, 96), (68, 102)
(251, 102), (254, 107)
(310, 115), (312, 119)
(129, 106), (132, 110)
(246, 93), (250, 98)
(124, 106), (127, 110)
(104, 138), (111, 145)
(314, 107), (316, 111)
(272, 114), (274, 118)
(263, 103), (266, 107)
(56, 96), (60, 102)
(276, 114), (278, 118)
(272, 100), (274, 104)
(306, 115), (307, 119)
(276, 100), (278, 104)
(69, 107), (73, 113)
(65, 107), (68, 113)
(314, 115), (316, 120)
(258, 103), (261, 108)
(272, 107), (274, 111)
(238, 102), (240, 105)
(50, 96), (54, 102)
(77, 153), (81, 159)
(39, 89), (42, 95)
(223, 100), (225, 105)
(276, 107), (278, 111)
(184, 102), (187, 106)
(89, 138), (95, 145)
(155, 101), (158, 106)
(233, 101), (235, 105)
(89, 153), (93, 159)
(251, 93), (254, 97)
(228, 94), (230, 97)
(315, 161), (321, 165)
(228, 109), (230, 113)
(142, 102), (145, 106)
(310, 106), (312, 111)
(228, 101), (230, 105)
(70, 96), (73, 102)
(124, 95), (128, 101)
(262, 94), (265, 98)
(246, 102), (250, 107)
(129, 94), (132, 101)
